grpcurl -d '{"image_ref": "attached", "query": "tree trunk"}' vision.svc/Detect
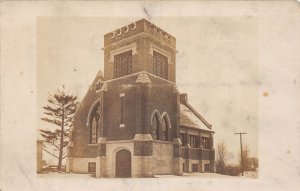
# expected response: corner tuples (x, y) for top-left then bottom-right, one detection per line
(58, 109), (65, 171)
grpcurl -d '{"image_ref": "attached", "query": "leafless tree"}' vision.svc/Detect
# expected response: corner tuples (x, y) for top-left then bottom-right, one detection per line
(216, 140), (228, 174)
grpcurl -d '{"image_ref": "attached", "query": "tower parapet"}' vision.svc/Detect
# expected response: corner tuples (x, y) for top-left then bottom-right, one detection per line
(104, 19), (176, 48)
(103, 19), (177, 82)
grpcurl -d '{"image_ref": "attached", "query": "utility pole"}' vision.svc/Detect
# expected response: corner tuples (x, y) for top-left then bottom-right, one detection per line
(234, 132), (247, 176)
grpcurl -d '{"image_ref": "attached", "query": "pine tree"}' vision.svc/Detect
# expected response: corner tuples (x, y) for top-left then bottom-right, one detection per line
(40, 87), (79, 171)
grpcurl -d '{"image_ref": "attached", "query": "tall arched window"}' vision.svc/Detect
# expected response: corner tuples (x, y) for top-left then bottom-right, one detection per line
(152, 115), (160, 140)
(161, 117), (169, 141)
(89, 103), (100, 144)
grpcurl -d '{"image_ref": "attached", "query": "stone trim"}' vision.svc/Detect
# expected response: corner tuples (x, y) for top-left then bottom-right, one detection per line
(109, 42), (137, 62)
(150, 109), (162, 125)
(86, 98), (101, 127)
(153, 140), (174, 144)
(173, 138), (182, 145)
(105, 142), (134, 177)
(106, 140), (135, 144)
(132, 156), (153, 159)
(70, 158), (98, 174)
(134, 134), (153, 141)
(148, 43), (173, 65)
(104, 71), (175, 85)
(103, 32), (177, 52)
(100, 83), (107, 92)
(161, 111), (172, 129)
(98, 137), (107, 143)
(173, 84), (179, 93)
(88, 143), (99, 146)
(136, 73), (151, 84)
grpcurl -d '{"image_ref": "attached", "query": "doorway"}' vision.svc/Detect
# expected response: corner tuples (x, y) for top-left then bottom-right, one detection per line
(115, 149), (131, 177)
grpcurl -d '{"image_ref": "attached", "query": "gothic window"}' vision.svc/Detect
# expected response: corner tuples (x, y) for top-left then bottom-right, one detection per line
(152, 115), (160, 140)
(161, 116), (169, 141)
(114, 50), (132, 78)
(153, 51), (168, 79)
(89, 103), (101, 144)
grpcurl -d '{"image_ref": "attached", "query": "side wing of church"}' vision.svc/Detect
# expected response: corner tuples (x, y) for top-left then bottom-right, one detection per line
(66, 19), (215, 178)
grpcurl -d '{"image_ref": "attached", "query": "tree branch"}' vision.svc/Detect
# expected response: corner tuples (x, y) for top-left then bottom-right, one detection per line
(42, 148), (59, 159)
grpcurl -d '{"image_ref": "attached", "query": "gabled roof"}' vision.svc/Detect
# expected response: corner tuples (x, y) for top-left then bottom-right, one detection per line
(180, 102), (213, 132)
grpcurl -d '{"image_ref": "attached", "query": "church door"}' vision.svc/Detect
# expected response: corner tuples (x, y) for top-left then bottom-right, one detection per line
(115, 149), (131, 178)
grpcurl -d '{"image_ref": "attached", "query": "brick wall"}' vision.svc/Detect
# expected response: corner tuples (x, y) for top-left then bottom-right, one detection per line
(103, 19), (176, 82)
(71, 72), (179, 158)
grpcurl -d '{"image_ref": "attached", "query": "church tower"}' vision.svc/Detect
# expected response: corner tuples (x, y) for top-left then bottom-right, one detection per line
(103, 19), (177, 82)
(67, 19), (215, 178)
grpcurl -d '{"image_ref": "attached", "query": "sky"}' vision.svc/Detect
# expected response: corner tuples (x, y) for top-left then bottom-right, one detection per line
(37, 17), (258, 164)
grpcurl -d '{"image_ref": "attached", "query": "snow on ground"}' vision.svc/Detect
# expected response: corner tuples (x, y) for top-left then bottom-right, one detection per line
(38, 171), (257, 179)
(155, 173), (239, 178)
(242, 171), (258, 179)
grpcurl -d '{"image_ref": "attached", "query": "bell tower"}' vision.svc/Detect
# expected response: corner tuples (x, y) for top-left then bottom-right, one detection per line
(103, 19), (177, 82)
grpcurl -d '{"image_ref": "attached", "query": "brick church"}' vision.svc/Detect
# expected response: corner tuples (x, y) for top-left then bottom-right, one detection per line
(66, 19), (215, 178)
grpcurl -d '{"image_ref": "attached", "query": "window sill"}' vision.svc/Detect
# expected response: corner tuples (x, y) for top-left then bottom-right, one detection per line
(88, 144), (99, 146)
(153, 140), (173, 144)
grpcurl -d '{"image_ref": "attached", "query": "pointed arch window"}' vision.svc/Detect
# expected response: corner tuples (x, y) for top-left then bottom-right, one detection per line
(161, 116), (169, 141)
(89, 103), (100, 144)
(152, 115), (160, 140)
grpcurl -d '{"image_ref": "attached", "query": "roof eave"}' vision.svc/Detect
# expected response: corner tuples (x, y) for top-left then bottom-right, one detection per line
(180, 125), (215, 133)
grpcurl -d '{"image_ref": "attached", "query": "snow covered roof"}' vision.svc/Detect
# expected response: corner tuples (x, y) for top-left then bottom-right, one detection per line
(180, 103), (213, 132)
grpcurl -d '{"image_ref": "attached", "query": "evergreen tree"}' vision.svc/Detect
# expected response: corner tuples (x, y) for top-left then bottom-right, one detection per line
(40, 87), (79, 171)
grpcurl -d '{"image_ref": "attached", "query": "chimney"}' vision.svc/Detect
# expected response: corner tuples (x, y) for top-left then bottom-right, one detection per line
(180, 93), (188, 103)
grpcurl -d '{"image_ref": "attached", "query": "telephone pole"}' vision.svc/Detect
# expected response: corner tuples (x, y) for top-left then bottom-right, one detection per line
(234, 132), (247, 176)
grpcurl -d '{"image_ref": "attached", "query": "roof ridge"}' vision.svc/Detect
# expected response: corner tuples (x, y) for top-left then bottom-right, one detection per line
(183, 101), (212, 129)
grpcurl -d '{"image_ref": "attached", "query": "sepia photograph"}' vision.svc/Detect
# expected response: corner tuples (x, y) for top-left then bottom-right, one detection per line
(1, 1), (300, 191)
(36, 17), (258, 178)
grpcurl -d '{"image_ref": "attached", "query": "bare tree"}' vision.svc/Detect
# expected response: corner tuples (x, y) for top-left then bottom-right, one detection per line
(40, 87), (79, 171)
(216, 140), (228, 174)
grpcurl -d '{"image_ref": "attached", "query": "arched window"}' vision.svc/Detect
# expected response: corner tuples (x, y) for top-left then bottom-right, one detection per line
(89, 103), (100, 144)
(152, 114), (160, 140)
(161, 116), (168, 141)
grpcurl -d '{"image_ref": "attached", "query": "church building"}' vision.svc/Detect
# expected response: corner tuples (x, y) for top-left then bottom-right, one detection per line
(66, 19), (215, 178)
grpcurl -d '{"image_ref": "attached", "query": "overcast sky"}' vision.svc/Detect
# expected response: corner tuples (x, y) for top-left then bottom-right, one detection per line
(37, 17), (258, 164)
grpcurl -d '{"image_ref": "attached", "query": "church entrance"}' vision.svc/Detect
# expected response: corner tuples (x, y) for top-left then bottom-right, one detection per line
(115, 149), (131, 178)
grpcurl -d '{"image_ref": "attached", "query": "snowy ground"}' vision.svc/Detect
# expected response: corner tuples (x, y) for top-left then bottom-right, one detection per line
(38, 171), (257, 179)
(156, 171), (257, 179)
